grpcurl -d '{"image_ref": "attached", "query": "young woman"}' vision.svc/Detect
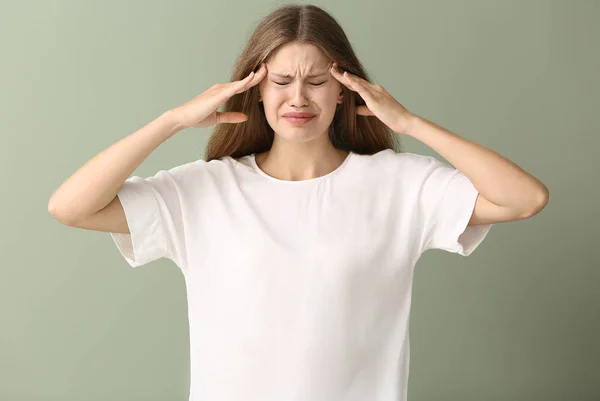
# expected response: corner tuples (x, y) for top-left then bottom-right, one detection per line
(48, 4), (548, 401)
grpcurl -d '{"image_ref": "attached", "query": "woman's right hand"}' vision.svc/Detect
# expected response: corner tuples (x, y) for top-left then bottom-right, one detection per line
(170, 63), (267, 129)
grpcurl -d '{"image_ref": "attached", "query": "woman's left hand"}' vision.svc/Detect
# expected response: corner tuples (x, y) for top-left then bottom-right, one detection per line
(330, 62), (416, 135)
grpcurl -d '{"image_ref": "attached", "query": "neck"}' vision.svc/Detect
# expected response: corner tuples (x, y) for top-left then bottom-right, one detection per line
(255, 134), (349, 181)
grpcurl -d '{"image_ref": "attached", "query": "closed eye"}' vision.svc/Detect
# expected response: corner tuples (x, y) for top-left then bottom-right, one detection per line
(274, 81), (327, 86)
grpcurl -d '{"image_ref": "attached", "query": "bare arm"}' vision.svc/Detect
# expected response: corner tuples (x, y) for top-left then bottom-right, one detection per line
(48, 110), (183, 229)
(49, 65), (267, 233)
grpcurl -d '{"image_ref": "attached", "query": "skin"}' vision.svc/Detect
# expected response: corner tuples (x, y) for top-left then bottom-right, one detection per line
(252, 42), (549, 225)
(326, 57), (550, 225)
(255, 42), (349, 181)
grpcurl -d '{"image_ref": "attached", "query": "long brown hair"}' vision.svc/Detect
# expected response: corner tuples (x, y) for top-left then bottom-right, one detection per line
(205, 4), (402, 162)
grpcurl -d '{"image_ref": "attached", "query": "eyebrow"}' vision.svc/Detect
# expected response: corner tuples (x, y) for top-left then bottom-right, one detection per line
(270, 72), (328, 79)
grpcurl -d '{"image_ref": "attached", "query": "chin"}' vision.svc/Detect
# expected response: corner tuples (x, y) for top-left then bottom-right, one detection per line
(274, 128), (328, 143)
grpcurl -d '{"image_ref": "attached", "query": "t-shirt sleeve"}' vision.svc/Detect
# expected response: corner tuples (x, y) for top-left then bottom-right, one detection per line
(110, 167), (188, 270)
(416, 156), (492, 257)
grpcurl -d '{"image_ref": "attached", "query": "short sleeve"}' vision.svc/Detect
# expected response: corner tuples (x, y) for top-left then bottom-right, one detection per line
(417, 157), (492, 257)
(110, 168), (188, 270)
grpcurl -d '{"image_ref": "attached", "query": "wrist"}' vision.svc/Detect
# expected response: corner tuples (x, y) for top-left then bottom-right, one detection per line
(399, 113), (421, 136)
(161, 110), (185, 136)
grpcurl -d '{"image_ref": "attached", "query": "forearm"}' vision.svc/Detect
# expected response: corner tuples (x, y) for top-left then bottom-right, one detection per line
(406, 115), (549, 214)
(48, 110), (183, 222)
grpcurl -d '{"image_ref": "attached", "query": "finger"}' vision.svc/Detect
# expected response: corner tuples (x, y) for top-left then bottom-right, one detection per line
(332, 63), (372, 90)
(343, 70), (370, 88)
(232, 64), (267, 95)
(330, 63), (366, 97)
(215, 111), (248, 124)
(237, 70), (255, 87)
(342, 72), (379, 106)
(342, 71), (372, 96)
(228, 69), (256, 90)
(247, 63), (268, 87)
(329, 63), (349, 87)
(222, 72), (255, 99)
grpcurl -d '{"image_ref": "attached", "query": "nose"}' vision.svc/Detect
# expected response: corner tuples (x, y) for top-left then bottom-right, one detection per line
(288, 81), (310, 108)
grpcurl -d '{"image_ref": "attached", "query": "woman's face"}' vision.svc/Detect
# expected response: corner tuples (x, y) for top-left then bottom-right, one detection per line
(258, 42), (343, 143)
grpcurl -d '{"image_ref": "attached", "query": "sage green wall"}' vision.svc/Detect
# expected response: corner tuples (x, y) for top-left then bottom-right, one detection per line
(2, 0), (597, 400)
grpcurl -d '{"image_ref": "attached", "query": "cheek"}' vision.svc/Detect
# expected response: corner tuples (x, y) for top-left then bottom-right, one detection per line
(321, 81), (341, 101)
(260, 85), (282, 101)
(319, 89), (341, 110)
(261, 94), (281, 114)
(260, 92), (283, 122)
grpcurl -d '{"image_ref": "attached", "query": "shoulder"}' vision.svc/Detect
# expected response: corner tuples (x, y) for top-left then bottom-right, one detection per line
(354, 149), (449, 175)
(160, 154), (253, 182)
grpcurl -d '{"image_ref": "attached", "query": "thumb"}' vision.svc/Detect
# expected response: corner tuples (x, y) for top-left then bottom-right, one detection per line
(216, 111), (249, 124)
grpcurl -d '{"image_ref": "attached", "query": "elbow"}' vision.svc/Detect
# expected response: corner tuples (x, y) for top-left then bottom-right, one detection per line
(536, 185), (550, 212)
(48, 195), (61, 219)
(48, 198), (59, 219)
(523, 186), (550, 218)
(48, 203), (65, 223)
(48, 198), (75, 225)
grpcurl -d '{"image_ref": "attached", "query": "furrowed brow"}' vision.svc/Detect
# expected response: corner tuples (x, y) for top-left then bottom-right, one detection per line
(271, 72), (328, 79)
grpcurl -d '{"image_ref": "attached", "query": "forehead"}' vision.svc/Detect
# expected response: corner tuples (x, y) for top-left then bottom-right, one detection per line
(266, 42), (330, 75)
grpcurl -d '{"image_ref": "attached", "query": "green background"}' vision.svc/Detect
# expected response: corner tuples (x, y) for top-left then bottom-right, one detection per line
(2, 0), (598, 400)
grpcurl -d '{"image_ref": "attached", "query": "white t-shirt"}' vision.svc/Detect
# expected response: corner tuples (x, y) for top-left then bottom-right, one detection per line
(110, 148), (492, 401)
